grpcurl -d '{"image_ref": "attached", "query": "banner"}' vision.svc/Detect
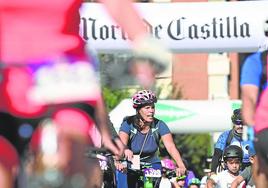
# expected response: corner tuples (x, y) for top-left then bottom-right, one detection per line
(80, 1), (268, 53)
(109, 99), (242, 133)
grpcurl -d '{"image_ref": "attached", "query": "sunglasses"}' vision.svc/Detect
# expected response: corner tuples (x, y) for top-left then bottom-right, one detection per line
(234, 120), (243, 125)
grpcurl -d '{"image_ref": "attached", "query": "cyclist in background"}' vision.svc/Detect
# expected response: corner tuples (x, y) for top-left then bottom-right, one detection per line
(0, 0), (170, 187)
(240, 51), (267, 127)
(182, 158), (196, 187)
(117, 89), (186, 188)
(253, 81), (268, 187)
(175, 175), (187, 188)
(210, 108), (250, 175)
(206, 145), (244, 188)
(230, 145), (256, 188)
(240, 51), (268, 188)
(159, 158), (176, 188)
(187, 178), (201, 188)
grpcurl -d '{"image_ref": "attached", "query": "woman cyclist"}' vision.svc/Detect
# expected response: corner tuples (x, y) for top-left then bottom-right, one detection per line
(117, 89), (186, 188)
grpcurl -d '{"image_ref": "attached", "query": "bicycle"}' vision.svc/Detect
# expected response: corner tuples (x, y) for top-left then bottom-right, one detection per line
(159, 168), (176, 188)
(126, 161), (162, 188)
(86, 147), (117, 188)
(21, 120), (104, 188)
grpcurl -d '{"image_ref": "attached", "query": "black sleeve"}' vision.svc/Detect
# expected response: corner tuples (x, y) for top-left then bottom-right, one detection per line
(211, 148), (223, 173)
(107, 117), (118, 139)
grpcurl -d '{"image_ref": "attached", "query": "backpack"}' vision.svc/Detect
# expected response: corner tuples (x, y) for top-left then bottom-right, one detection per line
(123, 115), (161, 146)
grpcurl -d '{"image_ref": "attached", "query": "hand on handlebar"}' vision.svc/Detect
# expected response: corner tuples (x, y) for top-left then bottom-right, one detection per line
(124, 149), (134, 161)
(176, 166), (187, 177)
(102, 136), (125, 158)
(115, 160), (127, 172)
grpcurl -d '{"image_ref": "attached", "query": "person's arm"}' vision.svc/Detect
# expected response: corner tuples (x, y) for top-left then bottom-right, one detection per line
(97, 0), (147, 41)
(210, 148), (223, 173)
(230, 175), (244, 188)
(118, 131), (133, 161)
(118, 131), (129, 146)
(97, 0), (170, 88)
(240, 53), (262, 126)
(107, 116), (119, 139)
(95, 97), (124, 157)
(210, 131), (228, 173)
(161, 133), (186, 176)
(241, 85), (259, 126)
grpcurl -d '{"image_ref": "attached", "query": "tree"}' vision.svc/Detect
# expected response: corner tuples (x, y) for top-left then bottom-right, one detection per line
(159, 133), (212, 178)
(102, 86), (130, 112)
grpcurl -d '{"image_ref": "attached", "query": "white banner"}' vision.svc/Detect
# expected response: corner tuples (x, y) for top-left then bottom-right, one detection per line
(109, 99), (242, 133)
(80, 1), (268, 53)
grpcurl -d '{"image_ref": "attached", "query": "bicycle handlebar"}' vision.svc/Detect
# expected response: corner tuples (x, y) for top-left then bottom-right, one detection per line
(85, 147), (114, 161)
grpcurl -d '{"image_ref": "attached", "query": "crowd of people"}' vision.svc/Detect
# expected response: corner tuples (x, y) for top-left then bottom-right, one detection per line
(1, 0), (268, 187)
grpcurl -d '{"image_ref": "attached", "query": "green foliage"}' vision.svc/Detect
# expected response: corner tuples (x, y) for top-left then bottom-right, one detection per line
(102, 87), (130, 112)
(159, 133), (212, 178)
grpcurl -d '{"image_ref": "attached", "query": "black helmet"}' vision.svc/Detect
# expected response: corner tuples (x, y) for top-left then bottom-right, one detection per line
(231, 108), (243, 125)
(223, 145), (243, 161)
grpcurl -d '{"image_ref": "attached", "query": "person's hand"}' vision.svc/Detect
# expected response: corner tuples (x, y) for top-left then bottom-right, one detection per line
(131, 35), (171, 88)
(102, 136), (125, 158)
(206, 178), (215, 188)
(114, 160), (127, 172)
(124, 149), (133, 161)
(175, 166), (187, 177)
(132, 34), (171, 74)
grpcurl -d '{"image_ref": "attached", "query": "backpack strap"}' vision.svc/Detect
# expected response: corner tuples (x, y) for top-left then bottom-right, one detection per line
(122, 115), (137, 143)
(129, 124), (137, 142)
(151, 118), (160, 146)
(124, 116), (161, 146)
(226, 130), (234, 147)
(260, 51), (268, 94)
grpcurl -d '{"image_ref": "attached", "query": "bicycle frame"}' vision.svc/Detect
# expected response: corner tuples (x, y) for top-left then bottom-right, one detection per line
(128, 162), (161, 188)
